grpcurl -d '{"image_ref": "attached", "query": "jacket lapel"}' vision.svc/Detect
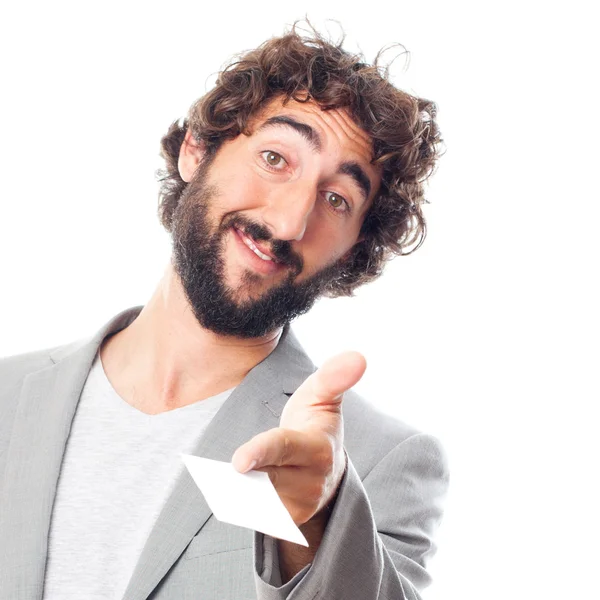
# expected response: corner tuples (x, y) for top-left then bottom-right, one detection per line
(0, 306), (316, 600)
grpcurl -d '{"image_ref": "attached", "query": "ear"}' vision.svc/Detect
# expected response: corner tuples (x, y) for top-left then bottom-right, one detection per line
(178, 128), (205, 183)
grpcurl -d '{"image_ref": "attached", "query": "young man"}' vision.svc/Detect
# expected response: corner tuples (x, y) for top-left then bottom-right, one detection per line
(0, 27), (448, 600)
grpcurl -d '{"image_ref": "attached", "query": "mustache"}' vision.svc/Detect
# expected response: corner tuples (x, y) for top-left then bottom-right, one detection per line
(222, 214), (304, 275)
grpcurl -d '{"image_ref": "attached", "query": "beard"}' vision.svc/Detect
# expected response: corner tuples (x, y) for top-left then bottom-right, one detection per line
(170, 161), (345, 338)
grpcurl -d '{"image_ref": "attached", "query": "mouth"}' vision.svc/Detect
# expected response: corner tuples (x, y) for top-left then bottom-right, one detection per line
(234, 227), (280, 263)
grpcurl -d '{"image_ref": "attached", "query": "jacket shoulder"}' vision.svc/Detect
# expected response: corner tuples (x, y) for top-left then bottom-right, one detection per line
(342, 389), (431, 477)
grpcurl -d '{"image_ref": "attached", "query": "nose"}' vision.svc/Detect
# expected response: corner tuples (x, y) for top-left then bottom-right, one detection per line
(261, 184), (316, 242)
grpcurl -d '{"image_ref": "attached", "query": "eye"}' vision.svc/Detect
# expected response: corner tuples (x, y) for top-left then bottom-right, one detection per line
(324, 191), (350, 214)
(261, 150), (287, 170)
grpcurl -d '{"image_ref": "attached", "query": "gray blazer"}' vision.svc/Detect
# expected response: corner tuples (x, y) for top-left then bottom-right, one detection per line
(0, 307), (449, 600)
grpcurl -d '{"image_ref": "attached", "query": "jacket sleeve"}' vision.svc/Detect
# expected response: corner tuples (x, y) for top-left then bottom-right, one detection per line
(253, 433), (449, 599)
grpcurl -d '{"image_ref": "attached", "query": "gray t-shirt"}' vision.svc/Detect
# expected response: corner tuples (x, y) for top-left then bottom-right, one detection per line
(43, 353), (232, 599)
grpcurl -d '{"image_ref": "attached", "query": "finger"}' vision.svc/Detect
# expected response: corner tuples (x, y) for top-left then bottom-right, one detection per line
(256, 466), (326, 500)
(292, 351), (367, 408)
(232, 427), (329, 473)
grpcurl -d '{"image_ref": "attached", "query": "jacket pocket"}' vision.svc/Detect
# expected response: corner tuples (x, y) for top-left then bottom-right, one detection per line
(184, 516), (253, 559)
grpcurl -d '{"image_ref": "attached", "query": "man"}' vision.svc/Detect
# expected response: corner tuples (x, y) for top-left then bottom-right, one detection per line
(0, 25), (448, 600)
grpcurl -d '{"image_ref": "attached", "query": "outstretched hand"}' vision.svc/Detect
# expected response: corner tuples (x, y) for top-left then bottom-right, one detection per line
(232, 351), (366, 526)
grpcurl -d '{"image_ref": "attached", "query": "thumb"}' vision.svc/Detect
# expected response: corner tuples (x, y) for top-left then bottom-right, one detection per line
(292, 351), (367, 409)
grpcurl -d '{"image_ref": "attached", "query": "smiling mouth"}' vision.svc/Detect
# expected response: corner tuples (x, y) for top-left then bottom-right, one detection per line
(235, 227), (279, 263)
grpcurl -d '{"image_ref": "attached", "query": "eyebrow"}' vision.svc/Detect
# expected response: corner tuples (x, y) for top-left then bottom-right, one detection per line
(257, 115), (373, 204)
(339, 161), (371, 205)
(258, 115), (322, 153)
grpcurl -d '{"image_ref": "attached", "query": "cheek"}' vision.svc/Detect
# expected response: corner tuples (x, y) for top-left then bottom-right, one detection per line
(300, 225), (356, 274)
(208, 168), (268, 215)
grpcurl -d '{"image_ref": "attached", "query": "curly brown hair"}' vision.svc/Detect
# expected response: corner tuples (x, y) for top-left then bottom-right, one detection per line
(158, 24), (442, 297)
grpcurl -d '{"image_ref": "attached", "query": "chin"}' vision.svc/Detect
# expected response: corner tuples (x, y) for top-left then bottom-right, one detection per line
(227, 274), (285, 305)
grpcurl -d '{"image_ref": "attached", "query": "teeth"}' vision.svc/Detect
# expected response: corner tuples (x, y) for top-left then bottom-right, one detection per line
(240, 231), (273, 261)
(253, 247), (273, 261)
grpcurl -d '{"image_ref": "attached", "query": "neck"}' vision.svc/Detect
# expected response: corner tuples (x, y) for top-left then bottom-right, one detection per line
(100, 263), (282, 415)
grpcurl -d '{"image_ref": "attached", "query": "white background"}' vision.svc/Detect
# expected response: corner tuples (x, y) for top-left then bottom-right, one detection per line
(1, 1), (598, 598)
